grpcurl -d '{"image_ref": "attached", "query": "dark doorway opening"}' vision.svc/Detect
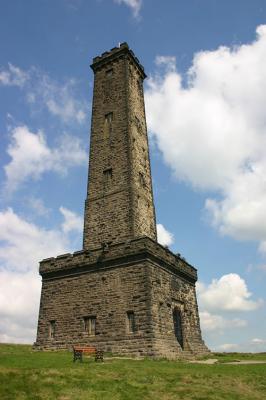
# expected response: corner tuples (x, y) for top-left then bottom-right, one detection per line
(173, 308), (183, 349)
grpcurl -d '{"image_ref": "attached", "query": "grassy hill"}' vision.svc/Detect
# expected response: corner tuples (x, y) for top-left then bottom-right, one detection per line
(0, 344), (265, 399)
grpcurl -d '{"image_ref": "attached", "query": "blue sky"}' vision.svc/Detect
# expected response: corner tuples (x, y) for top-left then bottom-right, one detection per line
(0, 0), (266, 352)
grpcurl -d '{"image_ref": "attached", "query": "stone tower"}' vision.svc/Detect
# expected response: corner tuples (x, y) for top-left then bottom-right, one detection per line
(35, 43), (209, 358)
(83, 44), (156, 250)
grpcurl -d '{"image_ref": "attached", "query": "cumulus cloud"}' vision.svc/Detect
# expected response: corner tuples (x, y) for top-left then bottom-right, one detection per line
(197, 273), (263, 312)
(155, 55), (177, 73)
(251, 338), (266, 345)
(199, 311), (246, 333)
(197, 273), (263, 342)
(114, 0), (142, 17)
(0, 64), (87, 124)
(145, 25), (266, 253)
(216, 343), (239, 351)
(216, 338), (266, 352)
(4, 125), (87, 194)
(0, 206), (82, 343)
(26, 72), (87, 124)
(157, 223), (174, 247)
(60, 206), (83, 233)
(0, 271), (41, 344)
(0, 208), (68, 273)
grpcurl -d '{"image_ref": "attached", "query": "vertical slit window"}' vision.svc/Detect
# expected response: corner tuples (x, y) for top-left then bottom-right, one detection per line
(127, 311), (135, 333)
(84, 316), (96, 336)
(106, 68), (113, 78)
(158, 303), (163, 333)
(49, 320), (56, 339)
(103, 168), (113, 187)
(104, 112), (113, 138)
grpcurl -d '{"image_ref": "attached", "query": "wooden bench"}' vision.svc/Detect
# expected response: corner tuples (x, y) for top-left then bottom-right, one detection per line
(72, 346), (103, 362)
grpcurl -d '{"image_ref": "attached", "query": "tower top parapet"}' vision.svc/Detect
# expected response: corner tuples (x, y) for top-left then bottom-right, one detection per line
(91, 42), (146, 79)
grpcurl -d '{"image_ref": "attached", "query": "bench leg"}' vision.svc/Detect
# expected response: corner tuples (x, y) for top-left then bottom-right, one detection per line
(95, 350), (104, 362)
(73, 351), (83, 362)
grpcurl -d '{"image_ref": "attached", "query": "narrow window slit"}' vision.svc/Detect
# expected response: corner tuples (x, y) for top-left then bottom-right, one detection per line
(84, 316), (96, 335)
(103, 168), (113, 186)
(106, 68), (113, 78)
(49, 320), (56, 339)
(127, 311), (136, 333)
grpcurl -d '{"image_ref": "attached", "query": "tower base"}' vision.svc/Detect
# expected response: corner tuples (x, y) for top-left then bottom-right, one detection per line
(35, 237), (209, 358)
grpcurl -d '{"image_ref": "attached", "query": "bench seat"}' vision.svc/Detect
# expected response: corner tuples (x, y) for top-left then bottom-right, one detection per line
(73, 346), (103, 362)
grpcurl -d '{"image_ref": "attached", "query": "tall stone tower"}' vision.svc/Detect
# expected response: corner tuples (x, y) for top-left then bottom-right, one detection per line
(35, 43), (208, 358)
(83, 43), (156, 250)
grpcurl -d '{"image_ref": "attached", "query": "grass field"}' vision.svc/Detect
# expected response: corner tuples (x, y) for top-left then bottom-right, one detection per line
(0, 344), (265, 400)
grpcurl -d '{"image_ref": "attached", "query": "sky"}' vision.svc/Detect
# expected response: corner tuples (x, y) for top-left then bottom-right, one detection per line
(0, 0), (266, 352)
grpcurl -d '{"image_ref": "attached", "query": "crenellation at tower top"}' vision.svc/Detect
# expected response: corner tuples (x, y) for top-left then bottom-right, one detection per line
(91, 42), (146, 78)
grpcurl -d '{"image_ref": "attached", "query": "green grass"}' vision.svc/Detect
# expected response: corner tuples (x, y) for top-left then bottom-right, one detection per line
(0, 344), (266, 400)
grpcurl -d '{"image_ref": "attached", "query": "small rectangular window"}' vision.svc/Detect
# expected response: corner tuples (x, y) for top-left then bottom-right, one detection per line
(106, 68), (113, 78)
(105, 112), (113, 124)
(139, 172), (145, 187)
(49, 320), (56, 339)
(84, 316), (96, 335)
(104, 112), (113, 139)
(103, 168), (113, 186)
(127, 311), (135, 333)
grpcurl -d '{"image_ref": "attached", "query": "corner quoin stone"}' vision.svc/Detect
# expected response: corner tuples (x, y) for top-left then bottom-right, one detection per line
(34, 43), (209, 358)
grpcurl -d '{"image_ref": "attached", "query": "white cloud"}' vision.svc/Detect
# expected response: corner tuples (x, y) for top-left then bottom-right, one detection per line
(0, 63), (29, 87)
(145, 25), (266, 252)
(200, 311), (246, 333)
(0, 271), (41, 344)
(28, 197), (51, 217)
(197, 273), (263, 312)
(0, 208), (68, 273)
(27, 72), (87, 124)
(155, 56), (177, 73)
(60, 206), (83, 233)
(0, 207), (81, 344)
(157, 223), (174, 247)
(4, 125), (87, 194)
(251, 338), (266, 344)
(216, 343), (239, 351)
(0, 64), (87, 124)
(216, 338), (266, 352)
(114, 0), (142, 17)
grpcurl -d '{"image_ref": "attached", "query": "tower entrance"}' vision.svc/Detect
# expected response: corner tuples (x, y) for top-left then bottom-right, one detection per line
(173, 308), (183, 349)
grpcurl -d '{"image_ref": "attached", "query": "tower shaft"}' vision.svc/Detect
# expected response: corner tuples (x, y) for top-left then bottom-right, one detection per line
(83, 43), (157, 250)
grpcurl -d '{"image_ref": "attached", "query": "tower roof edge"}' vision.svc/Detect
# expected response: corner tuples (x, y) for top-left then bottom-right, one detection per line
(90, 42), (147, 79)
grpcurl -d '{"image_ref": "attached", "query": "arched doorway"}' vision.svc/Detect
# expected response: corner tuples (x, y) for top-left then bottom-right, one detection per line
(173, 308), (183, 349)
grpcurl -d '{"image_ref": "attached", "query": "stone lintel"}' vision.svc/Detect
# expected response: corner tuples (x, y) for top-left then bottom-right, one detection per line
(39, 237), (197, 283)
(90, 42), (146, 79)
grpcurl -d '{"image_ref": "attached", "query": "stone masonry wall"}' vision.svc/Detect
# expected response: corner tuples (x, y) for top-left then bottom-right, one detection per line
(127, 60), (157, 240)
(36, 262), (155, 355)
(83, 43), (157, 250)
(148, 264), (209, 358)
(35, 237), (208, 357)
